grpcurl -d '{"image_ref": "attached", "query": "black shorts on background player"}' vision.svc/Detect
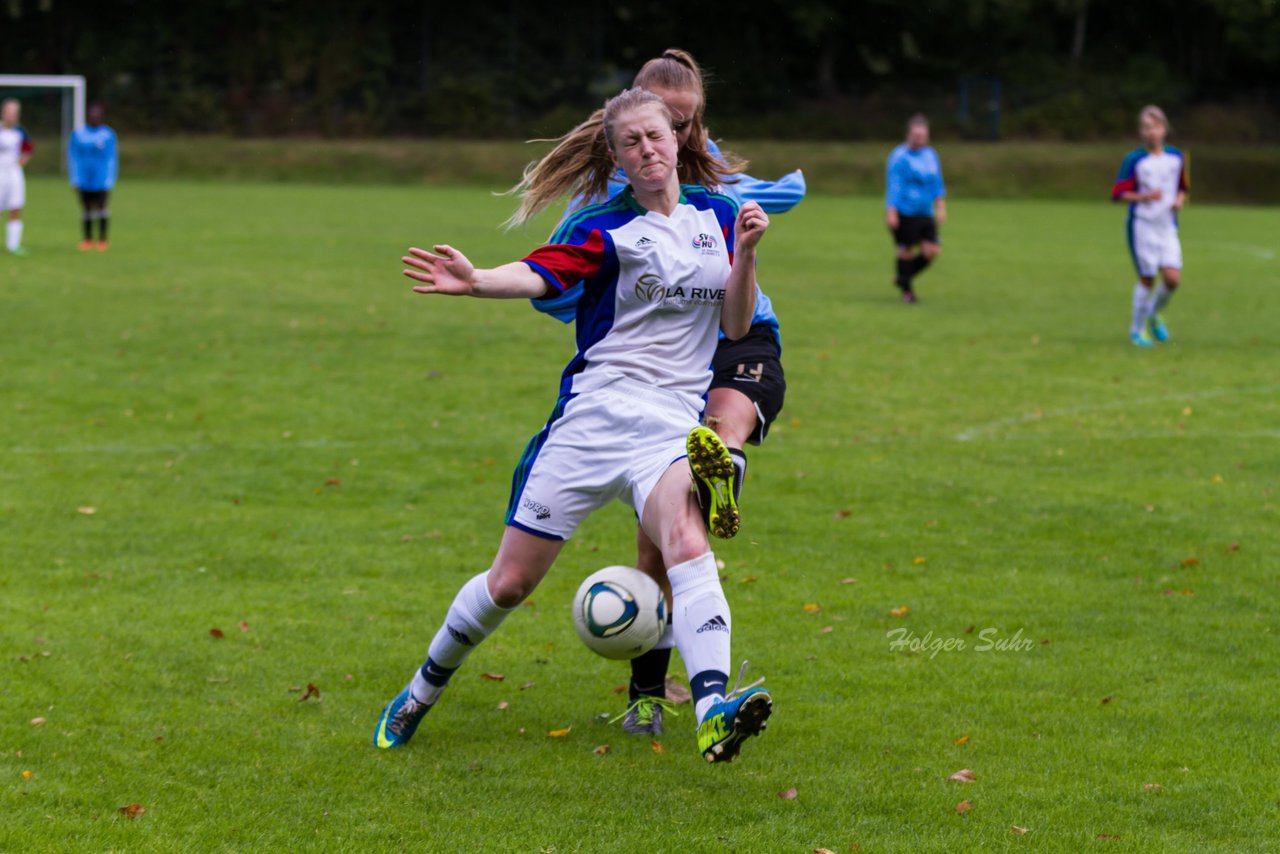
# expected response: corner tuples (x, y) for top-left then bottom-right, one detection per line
(891, 214), (938, 248)
(709, 324), (786, 445)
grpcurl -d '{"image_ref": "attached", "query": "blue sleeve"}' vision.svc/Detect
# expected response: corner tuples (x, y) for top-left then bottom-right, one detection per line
(886, 151), (904, 209)
(106, 130), (118, 189)
(933, 151), (945, 199)
(726, 170), (807, 214)
(67, 133), (80, 187)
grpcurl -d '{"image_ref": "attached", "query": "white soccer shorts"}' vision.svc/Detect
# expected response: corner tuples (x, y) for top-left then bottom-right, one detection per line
(1129, 217), (1182, 278)
(0, 168), (25, 211)
(506, 377), (701, 540)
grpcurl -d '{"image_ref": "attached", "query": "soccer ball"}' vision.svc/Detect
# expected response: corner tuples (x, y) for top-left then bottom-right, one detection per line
(572, 566), (667, 660)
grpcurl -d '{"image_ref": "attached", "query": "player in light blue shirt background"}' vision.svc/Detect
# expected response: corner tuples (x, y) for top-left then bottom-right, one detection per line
(68, 103), (118, 251)
(885, 113), (947, 303)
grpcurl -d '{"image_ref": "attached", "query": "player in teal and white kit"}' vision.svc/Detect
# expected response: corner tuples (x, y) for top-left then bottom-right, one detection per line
(1111, 105), (1189, 347)
(374, 88), (775, 764)
(0, 99), (34, 256)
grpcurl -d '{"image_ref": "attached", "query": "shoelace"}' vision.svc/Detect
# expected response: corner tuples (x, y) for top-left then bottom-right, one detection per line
(609, 695), (681, 726)
(724, 660), (765, 702)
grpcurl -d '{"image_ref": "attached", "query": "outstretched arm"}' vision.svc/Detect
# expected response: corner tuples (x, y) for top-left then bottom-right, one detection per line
(722, 202), (768, 340)
(402, 245), (551, 299)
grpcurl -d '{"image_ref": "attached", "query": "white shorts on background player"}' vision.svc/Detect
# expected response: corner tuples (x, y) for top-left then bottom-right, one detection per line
(0, 167), (24, 211)
(1130, 217), (1182, 277)
(508, 377), (700, 540)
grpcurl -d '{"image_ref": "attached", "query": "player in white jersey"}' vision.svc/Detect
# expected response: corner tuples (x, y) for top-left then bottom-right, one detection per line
(1111, 105), (1188, 347)
(373, 88), (775, 764)
(0, 99), (34, 256)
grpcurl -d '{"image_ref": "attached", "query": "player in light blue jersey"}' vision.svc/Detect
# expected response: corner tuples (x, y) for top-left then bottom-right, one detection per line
(1111, 105), (1188, 347)
(885, 114), (947, 303)
(516, 49), (802, 737)
(68, 103), (118, 251)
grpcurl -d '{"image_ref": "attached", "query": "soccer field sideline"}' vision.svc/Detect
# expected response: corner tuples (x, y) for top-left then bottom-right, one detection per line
(2, 177), (1278, 851)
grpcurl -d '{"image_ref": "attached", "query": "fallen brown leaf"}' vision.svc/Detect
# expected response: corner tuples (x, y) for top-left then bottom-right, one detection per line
(819, 626), (834, 634)
(480, 672), (505, 682)
(955, 800), (973, 813)
(1101, 696), (1112, 705)
(298, 682), (321, 703)
(948, 769), (977, 783)
(650, 740), (665, 754)
(30, 717), (46, 727)
(496, 701), (509, 711)
(1226, 543), (1240, 553)
(840, 577), (857, 585)
(814, 849), (836, 854)
(324, 478), (341, 487)
(209, 627), (225, 639)
(118, 803), (146, 819)
(547, 727), (571, 738)
(802, 602), (822, 613)
(21, 770), (32, 780)
(1010, 825), (1029, 835)
(519, 681), (536, 691)
(834, 509), (853, 519)
(1180, 557), (1201, 567)
(1097, 833), (1120, 840)
(1143, 783), (1162, 792)
(664, 676), (691, 704)
(77, 506), (97, 515)
(954, 735), (970, 746)
(612, 684), (628, 694)
(964, 624), (975, 634)
(913, 556), (927, 565)
(777, 787), (798, 800)
(237, 621), (249, 632)
(593, 744), (610, 756)
(739, 576), (758, 583)
(889, 606), (910, 618)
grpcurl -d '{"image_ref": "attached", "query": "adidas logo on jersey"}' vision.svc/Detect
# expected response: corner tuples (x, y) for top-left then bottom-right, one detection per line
(696, 615), (728, 634)
(635, 236), (656, 248)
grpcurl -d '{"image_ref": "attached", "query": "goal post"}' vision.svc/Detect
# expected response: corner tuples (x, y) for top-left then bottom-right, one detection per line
(0, 74), (87, 172)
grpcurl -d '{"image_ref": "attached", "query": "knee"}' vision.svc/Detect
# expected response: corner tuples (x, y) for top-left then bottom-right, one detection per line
(1163, 272), (1181, 289)
(485, 562), (535, 608)
(664, 517), (710, 568)
(923, 244), (941, 261)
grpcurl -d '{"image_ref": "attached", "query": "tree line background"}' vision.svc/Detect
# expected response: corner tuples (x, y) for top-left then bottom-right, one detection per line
(2, 0), (1278, 141)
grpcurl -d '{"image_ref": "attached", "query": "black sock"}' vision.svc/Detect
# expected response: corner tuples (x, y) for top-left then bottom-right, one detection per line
(911, 254), (932, 277)
(82, 214), (93, 241)
(728, 447), (747, 503)
(629, 645), (672, 702)
(895, 257), (913, 290)
(98, 214), (109, 242)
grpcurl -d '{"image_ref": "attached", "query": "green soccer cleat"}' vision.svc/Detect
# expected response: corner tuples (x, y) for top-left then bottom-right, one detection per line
(373, 686), (433, 749)
(613, 695), (679, 736)
(1130, 330), (1155, 348)
(687, 426), (740, 539)
(1148, 312), (1169, 342)
(696, 663), (771, 764)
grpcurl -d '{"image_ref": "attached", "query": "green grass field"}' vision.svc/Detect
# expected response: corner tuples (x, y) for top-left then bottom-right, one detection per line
(2, 177), (1277, 852)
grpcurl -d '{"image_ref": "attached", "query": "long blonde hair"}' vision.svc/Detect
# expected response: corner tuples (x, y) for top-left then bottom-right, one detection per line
(504, 55), (743, 229)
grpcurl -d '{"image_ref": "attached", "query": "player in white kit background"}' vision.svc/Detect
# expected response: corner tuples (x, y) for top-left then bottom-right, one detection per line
(373, 87), (776, 764)
(0, 98), (35, 256)
(1111, 105), (1188, 347)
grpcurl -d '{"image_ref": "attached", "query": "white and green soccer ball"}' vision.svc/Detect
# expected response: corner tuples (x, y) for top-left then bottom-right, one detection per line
(572, 566), (666, 660)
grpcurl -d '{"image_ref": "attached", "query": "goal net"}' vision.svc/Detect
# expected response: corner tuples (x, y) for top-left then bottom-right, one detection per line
(0, 74), (86, 174)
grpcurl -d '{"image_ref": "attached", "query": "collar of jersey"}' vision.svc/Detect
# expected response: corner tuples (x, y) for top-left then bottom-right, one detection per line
(621, 184), (688, 217)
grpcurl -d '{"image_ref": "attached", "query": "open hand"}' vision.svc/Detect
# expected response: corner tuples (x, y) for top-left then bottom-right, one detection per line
(735, 201), (769, 252)
(402, 245), (476, 295)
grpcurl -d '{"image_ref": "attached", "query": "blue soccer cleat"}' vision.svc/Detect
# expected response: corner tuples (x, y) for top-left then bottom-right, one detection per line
(1130, 330), (1155, 348)
(373, 686), (433, 749)
(695, 663), (772, 763)
(1148, 312), (1169, 342)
